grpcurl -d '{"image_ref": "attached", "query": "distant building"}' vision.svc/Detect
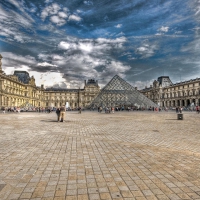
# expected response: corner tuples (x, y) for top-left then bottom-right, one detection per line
(0, 54), (100, 108)
(1, 54), (200, 108)
(140, 76), (200, 107)
(44, 79), (100, 108)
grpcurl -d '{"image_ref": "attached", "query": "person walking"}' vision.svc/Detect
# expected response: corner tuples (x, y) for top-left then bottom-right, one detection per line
(99, 107), (102, 113)
(2, 107), (5, 114)
(112, 107), (114, 114)
(196, 106), (199, 114)
(56, 107), (60, 122)
(78, 107), (82, 114)
(60, 105), (66, 122)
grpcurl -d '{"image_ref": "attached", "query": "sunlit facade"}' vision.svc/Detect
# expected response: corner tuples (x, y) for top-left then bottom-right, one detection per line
(1, 54), (200, 109)
(0, 54), (100, 108)
(140, 76), (200, 107)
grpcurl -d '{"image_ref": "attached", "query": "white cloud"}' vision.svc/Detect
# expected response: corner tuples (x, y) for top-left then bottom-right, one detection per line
(41, 3), (72, 26)
(50, 15), (66, 26)
(135, 41), (158, 58)
(58, 41), (75, 50)
(158, 26), (169, 32)
(37, 62), (57, 67)
(1, 52), (66, 87)
(131, 79), (154, 90)
(1, 52), (36, 68)
(41, 3), (61, 20)
(68, 14), (82, 21)
(79, 43), (93, 52)
(115, 24), (122, 28)
(83, 1), (93, 6)
(58, 37), (126, 54)
(55, 36), (130, 86)
(58, 11), (68, 18)
(30, 71), (67, 87)
(0, 5), (34, 43)
(7, 0), (34, 22)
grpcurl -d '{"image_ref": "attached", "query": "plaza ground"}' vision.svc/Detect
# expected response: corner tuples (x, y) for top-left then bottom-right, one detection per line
(0, 111), (200, 200)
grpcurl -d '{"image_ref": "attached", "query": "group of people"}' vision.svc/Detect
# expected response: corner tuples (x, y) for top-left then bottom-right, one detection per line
(175, 107), (183, 113)
(55, 105), (66, 122)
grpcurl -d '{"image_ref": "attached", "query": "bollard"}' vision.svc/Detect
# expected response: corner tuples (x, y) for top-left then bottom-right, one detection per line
(177, 113), (183, 120)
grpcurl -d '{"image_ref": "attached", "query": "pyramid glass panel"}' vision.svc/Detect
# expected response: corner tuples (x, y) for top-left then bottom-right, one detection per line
(89, 75), (158, 108)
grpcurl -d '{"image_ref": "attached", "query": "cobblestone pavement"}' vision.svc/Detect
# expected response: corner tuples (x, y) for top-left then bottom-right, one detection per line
(0, 111), (200, 200)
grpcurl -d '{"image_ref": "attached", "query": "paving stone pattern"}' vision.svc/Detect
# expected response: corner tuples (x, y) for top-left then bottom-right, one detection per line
(0, 111), (200, 200)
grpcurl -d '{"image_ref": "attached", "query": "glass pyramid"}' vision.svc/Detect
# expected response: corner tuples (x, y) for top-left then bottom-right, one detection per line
(89, 75), (158, 108)
(20, 101), (35, 110)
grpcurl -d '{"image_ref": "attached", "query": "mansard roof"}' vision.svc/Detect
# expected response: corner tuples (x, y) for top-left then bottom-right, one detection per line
(14, 70), (30, 84)
(45, 88), (83, 92)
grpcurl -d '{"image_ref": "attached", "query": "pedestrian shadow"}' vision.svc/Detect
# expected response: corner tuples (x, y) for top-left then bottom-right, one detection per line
(40, 120), (58, 122)
(165, 119), (178, 120)
(40, 120), (71, 123)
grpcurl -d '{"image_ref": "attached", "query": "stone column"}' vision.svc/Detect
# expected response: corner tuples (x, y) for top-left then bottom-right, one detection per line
(195, 99), (198, 106)
(2, 95), (5, 106)
(162, 101), (165, 107)
(184, 100), (187, 107)
(0, 95), (2, 108)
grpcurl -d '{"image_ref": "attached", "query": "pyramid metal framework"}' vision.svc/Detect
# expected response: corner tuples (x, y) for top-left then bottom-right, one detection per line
(89, 75), (158, 108)
(20, 101), (35, 110)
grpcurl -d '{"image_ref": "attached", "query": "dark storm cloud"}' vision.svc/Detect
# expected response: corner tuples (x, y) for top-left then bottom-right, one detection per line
(0, 0), (200, 88)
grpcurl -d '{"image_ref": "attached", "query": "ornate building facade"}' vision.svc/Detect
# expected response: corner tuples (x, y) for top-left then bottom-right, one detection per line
(0, 54), (100, 109)
(44, 79), (100, 108)
(140, 76), (200, 107)
(0, 55), (45, 108)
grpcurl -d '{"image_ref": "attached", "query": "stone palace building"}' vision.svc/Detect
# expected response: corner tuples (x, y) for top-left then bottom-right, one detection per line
(0, 54), (200, 108)
(0, 54), (100, 109)
(140, 76), (200, 107)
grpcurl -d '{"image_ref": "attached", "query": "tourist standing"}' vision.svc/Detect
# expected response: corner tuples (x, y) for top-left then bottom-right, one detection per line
(60, 105), (65, 122)
(99, 107), (102, 113)
(112, 107), (114, 113)
(56, 107), (60, 122)
(196, 106), (199, 114)
(78, 107), (82, 114)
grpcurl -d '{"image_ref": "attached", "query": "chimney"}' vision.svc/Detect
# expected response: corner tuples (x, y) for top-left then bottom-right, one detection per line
(84, 80), (86, 86)
(41, 84), (44, 89)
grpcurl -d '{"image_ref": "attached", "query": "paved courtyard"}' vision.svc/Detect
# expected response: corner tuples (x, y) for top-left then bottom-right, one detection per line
(0, 111), (200, 200)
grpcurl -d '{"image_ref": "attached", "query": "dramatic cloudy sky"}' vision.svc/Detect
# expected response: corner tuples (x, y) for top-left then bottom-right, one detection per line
(0, 0), (200, 89)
